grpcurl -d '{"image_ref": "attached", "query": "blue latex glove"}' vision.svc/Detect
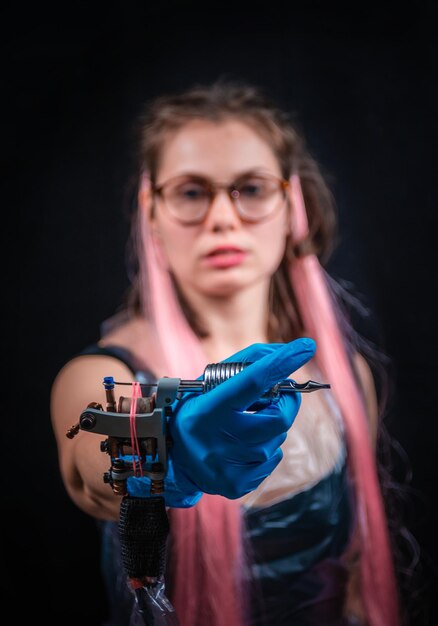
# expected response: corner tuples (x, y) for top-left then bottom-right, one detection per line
(127, 338), (316, 505)
(127, 454), (203, 508)
(169, 338), (316, 500)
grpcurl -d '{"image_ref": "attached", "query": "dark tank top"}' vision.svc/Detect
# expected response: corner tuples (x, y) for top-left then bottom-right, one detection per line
(80, 344), (354, 626)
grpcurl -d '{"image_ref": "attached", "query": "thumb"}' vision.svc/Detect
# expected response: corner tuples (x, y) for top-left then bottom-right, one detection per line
(196, 338), (316, 411)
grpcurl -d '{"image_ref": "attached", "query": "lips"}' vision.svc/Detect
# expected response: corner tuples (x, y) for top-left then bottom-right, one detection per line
(205, 245), (245, 257)
(202, 245), (247, 268)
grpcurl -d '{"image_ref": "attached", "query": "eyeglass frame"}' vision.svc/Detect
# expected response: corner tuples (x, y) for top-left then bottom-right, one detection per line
(151, 172), (290, 225)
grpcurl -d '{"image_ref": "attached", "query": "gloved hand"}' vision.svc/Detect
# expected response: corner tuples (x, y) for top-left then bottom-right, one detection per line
(168, 338), (316, 500)
(127, 338), (316, 505)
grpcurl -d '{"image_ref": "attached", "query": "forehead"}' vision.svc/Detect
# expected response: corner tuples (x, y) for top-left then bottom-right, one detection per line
(157, 119), (281, 181)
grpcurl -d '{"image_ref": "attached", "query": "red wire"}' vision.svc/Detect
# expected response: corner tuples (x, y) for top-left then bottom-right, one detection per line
(129, 381), (143, 476)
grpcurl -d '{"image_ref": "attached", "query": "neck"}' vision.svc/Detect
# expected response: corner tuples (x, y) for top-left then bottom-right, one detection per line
(183, 281), (271, 362)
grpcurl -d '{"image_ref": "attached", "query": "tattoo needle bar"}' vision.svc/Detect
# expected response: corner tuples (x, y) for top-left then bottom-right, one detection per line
(113, 362), (330, 394)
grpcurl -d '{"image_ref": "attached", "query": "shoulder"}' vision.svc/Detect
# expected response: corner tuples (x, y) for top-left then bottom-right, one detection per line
(52, 351), (136, 392)
(49, 352), (137, 481)
(352, 352), (379, 447)
(50, 353), (136, 424)
(51, 316), (159, 438)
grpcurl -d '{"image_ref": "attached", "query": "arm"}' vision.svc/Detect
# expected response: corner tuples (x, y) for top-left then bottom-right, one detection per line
(51, 340), (317, 515)
(50, 354), (137, 520)
(353, 351), (379, 449)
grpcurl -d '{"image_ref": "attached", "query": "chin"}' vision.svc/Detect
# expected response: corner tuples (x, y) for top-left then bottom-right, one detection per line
(200, 275), (257, 298)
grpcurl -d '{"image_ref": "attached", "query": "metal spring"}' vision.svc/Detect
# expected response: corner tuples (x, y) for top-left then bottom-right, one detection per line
(203, 362), (249, 392)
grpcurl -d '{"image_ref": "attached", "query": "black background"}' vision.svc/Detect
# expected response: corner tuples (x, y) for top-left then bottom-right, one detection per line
(7, 2), (438, 624)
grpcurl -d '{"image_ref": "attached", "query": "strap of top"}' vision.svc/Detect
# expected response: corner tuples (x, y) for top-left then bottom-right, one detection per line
(78, 343), (156, 386)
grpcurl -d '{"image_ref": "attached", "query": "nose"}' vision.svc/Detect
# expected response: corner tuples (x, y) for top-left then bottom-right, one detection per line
(203, 189), (242, 231)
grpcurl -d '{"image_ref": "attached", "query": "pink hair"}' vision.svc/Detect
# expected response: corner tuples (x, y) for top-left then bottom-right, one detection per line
(288, 175), (400, 625)
(136, 175), (401, 626)
(138, 180), (247, 626)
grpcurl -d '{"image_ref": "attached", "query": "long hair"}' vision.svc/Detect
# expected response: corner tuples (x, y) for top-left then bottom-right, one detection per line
(112, 80), (413, 625)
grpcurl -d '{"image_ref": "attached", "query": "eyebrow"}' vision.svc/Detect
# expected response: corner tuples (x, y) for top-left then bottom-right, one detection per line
(157, 168), (277, 185)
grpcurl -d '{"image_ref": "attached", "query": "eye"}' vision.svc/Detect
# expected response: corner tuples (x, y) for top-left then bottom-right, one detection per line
(237, 177), (271, 197)
(174, 181), (209, 201)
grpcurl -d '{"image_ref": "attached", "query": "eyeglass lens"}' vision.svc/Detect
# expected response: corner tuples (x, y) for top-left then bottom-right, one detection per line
(160, 175), (285, 223)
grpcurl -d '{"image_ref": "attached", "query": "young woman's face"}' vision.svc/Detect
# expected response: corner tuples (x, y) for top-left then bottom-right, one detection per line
(150, 119), (289, 299)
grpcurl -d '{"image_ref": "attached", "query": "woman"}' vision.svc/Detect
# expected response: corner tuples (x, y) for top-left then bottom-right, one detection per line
(50, 81), (402, 626)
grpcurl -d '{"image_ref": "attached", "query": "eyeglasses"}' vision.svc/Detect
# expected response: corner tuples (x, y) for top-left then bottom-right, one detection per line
(152, 173), (289, 225)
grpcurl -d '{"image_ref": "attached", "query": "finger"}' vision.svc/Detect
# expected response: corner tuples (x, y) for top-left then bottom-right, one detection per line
(196, 338), (316, 412)
(225, 449), (284, 499)
(226, 395), (301, 443)
(221, 342), (286, 364)
(224, 432), (287, 463)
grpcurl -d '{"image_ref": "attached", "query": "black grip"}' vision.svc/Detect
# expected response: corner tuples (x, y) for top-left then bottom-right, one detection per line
(118, 495), (170, 579)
